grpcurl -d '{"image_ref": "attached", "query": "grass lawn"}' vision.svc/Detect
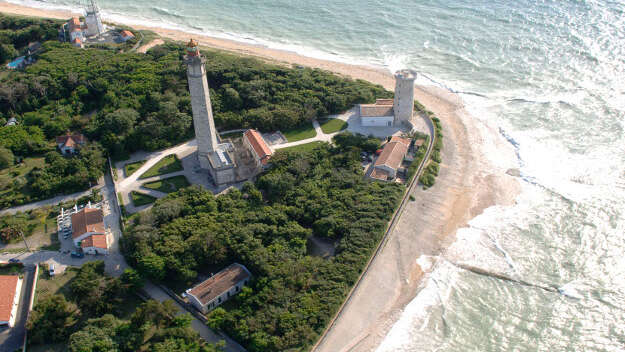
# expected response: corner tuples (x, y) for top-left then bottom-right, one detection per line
(278, 141), (326, 153)
(319, 118), (348, 134)
(131, 191), (157, 206)
(283, 123), (316, 142)
(138, 154), (183, 179)
(35, 266), (78, 304)
(123, 160), (146, 177)
(142, 175), (190, 193)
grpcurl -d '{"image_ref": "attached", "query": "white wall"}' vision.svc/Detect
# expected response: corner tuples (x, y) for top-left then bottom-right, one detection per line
(83, 246), (108, 255)
(361, 115), (394, 127)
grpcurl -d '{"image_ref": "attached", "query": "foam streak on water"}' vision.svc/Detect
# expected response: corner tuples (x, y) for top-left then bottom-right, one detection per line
(14, 0), (625, 350)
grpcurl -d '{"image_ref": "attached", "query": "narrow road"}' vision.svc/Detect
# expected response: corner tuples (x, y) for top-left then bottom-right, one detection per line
(0, 184), (101, 216)
(142, 282), (246, 352)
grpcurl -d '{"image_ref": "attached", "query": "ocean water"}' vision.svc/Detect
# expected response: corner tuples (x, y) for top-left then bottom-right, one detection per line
(13, 0), (625, 350)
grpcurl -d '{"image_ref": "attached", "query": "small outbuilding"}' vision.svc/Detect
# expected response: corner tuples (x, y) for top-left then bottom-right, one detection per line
(186, 263), (252, 314)
(359, 99), (395, 127)
(0, 275), (22, 327)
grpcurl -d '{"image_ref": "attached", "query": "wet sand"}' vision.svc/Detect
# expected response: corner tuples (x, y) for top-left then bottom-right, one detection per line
(0, 2), (520, 350)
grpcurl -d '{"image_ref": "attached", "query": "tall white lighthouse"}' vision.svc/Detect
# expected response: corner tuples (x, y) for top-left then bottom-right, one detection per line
(184, 39), (236, 185)
(184, 39), (218, 168)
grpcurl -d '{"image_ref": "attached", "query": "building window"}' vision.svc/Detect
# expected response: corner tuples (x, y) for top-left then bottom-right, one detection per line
(218, 297), (221, 303)
(235, 286), (239, 292)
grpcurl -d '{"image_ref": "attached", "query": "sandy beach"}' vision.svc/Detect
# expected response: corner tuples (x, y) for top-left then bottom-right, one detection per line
(0, 2), (520, 351)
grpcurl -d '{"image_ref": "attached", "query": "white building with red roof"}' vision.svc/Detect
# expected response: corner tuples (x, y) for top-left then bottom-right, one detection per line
(370, 135), (411, 181)
(81, 234), (108, 255)
(71, 207), (107, 254)
(56, 133), (86, 155)
(243, 129), (273, 171)
(0, 275), (22, 327)
(120, 30), (134, 42)
(186, 263), (251, 314)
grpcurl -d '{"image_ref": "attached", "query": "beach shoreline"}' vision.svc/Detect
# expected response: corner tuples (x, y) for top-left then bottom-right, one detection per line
(0, 2), (521, 351)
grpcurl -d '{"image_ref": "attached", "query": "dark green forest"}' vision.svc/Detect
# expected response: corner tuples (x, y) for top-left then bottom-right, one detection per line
(122, 140), (404, 351)
(0, 14), (389, 209)
(27, 261), (221, 352)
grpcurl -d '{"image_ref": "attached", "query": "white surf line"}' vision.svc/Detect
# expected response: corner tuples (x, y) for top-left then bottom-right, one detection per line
(440, 257), (580, 298)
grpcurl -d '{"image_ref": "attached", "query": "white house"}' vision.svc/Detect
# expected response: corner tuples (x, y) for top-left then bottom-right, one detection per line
(243, 129), (272, 171)
(186, 263), (251, 314)
(81, 234), (108, 255)
(71, 207), (105, 246)
(56, 133), (86, 155)
(0, 275), (22, 327)
(359, 99), (395, 127)
(370, 135), (411, 181)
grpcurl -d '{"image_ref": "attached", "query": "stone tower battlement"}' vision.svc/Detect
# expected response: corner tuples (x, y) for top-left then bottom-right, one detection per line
(393, 69), (417, 124)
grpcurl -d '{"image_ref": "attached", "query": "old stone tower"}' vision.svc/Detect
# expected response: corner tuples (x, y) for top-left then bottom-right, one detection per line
(393, 69), (417, 125)
(184, 39), (236, 185)
(184, 39), (218, 169)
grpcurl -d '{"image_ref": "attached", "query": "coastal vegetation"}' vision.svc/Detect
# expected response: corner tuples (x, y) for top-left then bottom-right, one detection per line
(1, 13), (389, 210)
(419, 116), (443, 188)
(0, 14), (61, 63)
(122, 142), (404, 351)
(27, 262), (220, 351)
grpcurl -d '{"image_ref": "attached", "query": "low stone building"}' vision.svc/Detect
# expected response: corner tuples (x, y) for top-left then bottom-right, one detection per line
(370, 135), (411, 181)
(243, 129), (273, 171)
(81, 234), (108, 255)
(56, 133), (86, 155)
(0, 275), (22, 327)
(71, 207), (106, 251)
(359, 99), (395, 127)
(186, 263), (252, 314)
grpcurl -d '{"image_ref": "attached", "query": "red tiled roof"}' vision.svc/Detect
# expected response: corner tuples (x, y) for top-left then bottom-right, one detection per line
(188, 264), (251, 305)
(120, 30), (134, 38)
(71, 208), (104, 239)
(81, 234), (108, 249)
(390, 135), (411, 148)
(374, 138), (410, 172)
(360, 104), (394, 117)
(370, 168), (390, 181)
(56, 133), (86, 146)
(414, 139), (425, 147)
(244, 129), (272, 165)
(69, 17), (81, 32)
(0, 276), (18, 323)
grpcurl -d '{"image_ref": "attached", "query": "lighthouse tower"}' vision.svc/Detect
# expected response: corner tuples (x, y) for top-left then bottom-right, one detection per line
(84, 0), (104, 37)
(184, 39), (236, 185)
(393, 69), (417, 125)
(184, 39), (218, 169)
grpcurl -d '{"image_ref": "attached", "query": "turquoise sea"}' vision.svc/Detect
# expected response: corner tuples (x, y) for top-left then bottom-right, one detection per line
(13, 0), (625, 350)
